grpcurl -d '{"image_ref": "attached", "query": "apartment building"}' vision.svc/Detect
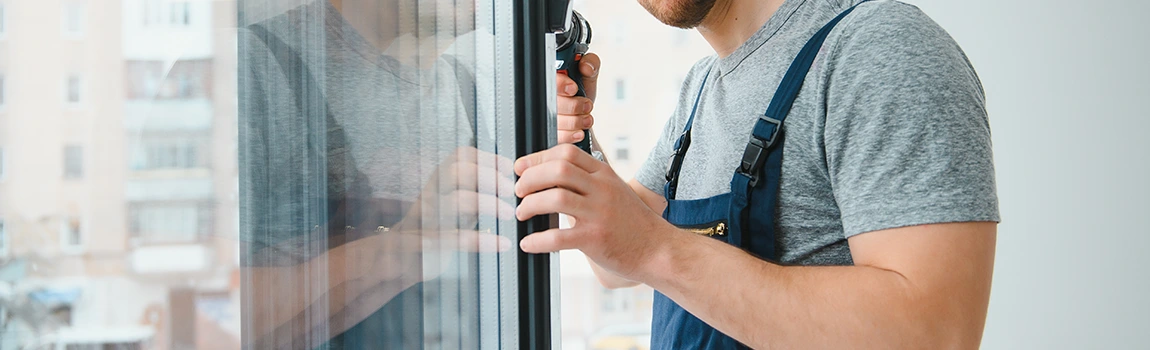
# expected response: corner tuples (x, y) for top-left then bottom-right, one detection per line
(0, 1), (239, 348)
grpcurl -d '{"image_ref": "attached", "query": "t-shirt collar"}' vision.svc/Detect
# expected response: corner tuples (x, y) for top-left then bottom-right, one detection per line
(717, 0), (809, 76)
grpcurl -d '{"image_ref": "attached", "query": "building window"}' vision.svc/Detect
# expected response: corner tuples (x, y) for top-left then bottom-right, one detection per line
(65, 74), (83, 105)
(615, 79), (626, 101)
(0, 218), (8, 256)
(130, 203), (209, 244)
(177, 2), (191, 26)
(62, 2), (86, 37)
(0, 3), (7, 38)
(0, 147), (6, 180)
(60, 216), (82, 250)
(125, 60), (213, 100)
(0, 74), (6, 107)
(63, 145), (83, 179)
(130, 136), (208, 170)
(615, 136), (630, 161)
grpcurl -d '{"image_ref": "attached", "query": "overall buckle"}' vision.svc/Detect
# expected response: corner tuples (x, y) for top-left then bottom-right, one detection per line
(736, 117), (781, 187)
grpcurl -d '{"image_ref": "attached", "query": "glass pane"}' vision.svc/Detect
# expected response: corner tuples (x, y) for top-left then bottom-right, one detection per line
(1, 0), (521, 348)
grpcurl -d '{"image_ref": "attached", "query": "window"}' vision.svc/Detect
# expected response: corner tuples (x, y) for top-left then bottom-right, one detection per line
(615, 136), (630, 161)
(1, 74), (6, 107)
(63, 145), (83, 179)
(65, 74), (82, 105)
(0, 3), (7, 38)
(0, 218), (8, 256)
(60, 216), (82, 250)
(130, 136), (207, 170)
(62, 2), (85, 37)
(129, 203), (209, 244)
(616, 78), (626, 101)
(0, 147), (6, 180)
(171, 2), (191, 26)
(125, 60), (212, 99)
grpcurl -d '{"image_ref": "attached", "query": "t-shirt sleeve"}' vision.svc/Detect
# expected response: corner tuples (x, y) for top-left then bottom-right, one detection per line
(635, 57), (718, 195)
(823, 3), (1000, 238)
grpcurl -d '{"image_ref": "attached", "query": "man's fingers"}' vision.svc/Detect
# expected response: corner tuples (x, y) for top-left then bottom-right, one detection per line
(515, 160), (593, 198)
(520, 228), (579, 254)
(557, 114), (594, 133)
(454, 230), (514, 253)
(558, 95), (593, 115)
(514, 144), (601, 176)
(558, 130), (586, 144)
(516, 187), (585, 221)
(579, 53), (600, 101)
(451, 191), (518, 220)
(556, 73), (579, 97)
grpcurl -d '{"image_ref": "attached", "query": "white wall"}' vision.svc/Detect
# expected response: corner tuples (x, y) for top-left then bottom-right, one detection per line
(905, 0), (1150, 348)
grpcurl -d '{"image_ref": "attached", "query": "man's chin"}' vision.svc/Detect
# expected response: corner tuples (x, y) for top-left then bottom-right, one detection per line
(638, 0), (718, 29)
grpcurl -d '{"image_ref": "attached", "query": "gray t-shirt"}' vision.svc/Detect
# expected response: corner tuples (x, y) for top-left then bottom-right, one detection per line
(635, 0), (1000, 265)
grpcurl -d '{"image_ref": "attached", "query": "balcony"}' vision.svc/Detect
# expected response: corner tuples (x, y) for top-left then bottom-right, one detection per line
(124, 99), (213, 132)
(129, 244), (211, 275)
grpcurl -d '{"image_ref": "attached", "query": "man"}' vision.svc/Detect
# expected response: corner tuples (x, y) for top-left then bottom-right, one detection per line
(517, 0), (999, 348)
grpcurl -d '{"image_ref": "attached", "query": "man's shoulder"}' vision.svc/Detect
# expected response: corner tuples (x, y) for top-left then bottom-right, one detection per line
(833, 0), (962, 54)
(240, 2), (324, 45)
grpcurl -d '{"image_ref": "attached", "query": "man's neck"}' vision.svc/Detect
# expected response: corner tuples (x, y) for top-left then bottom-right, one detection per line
(697, 0), (787, 58)
(330, 0), (398, 52)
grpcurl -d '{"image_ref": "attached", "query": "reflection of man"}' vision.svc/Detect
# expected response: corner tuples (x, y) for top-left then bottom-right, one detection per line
(238, 0), (509, 348)
(520, 0), (998, 348)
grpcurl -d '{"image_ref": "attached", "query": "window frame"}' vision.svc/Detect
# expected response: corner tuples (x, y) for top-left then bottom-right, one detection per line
(0, 74), (7, 109)
(0, 217), (8, 257)
(515, 0), (560, 348)
(59, 215), (84, 253)
(0, 2), (7, 40)
(61, 1), (86, 39)
(64, 73), (84, 107)
(0, 146), (6, 182)
(63, 144), (83, 179)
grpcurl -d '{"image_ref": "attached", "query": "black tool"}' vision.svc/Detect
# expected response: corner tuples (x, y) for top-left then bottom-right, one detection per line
(552, 7), (594, 153)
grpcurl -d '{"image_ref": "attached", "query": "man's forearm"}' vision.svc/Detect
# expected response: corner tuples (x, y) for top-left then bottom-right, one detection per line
(638, 225), (993, 349)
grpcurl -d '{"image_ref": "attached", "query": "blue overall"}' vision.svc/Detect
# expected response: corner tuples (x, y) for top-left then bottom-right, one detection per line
(650, 3), (868, 349)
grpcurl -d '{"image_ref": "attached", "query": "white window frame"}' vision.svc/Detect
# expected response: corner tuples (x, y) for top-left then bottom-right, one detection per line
(0, 218), (8, 257)
(64, 74), (84, 108)
(59, 216), (84, 254)
(0, 74), (7, 110)
(0, 3), (8, 40)
(63, 144), (83, 179)
(0, 146), (7, 182)
(61, 1), (86, 39)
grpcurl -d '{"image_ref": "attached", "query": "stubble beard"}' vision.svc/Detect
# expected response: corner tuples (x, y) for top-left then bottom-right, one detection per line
(638, 0), (720, 29)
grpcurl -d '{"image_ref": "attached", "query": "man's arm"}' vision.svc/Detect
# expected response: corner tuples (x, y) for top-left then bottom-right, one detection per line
(646, 221), (996, 349)
(515, 145), (997, 349)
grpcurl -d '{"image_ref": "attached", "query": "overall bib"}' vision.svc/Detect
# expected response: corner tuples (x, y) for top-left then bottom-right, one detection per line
(650, 2), (868, 349)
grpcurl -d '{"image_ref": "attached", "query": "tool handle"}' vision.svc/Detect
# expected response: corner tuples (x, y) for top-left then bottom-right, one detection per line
(563, 54), (591, 153)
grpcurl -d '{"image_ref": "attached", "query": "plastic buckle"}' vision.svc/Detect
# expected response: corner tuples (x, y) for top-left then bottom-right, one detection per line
(665, 130), (692, 182)
(736, 117), (781, 187)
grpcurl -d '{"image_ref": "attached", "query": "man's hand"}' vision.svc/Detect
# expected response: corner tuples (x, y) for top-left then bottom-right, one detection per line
(514, 144), (675, 281)
(557, 53), (600, 144)
(248, 147), (517, 348)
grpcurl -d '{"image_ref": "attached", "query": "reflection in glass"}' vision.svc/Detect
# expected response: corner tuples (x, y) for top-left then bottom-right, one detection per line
(239, 0), (518, 348)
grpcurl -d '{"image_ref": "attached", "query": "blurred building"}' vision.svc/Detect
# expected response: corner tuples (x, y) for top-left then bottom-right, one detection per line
(560, 0), (713, 349)
(0, 1), (239, 349)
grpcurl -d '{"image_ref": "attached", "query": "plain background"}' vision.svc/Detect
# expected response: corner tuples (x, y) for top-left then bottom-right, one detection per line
(905, 0), (1150, 348)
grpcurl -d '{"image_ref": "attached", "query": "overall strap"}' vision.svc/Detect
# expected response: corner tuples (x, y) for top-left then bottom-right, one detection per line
(728, 1), (868, 250)
(663, 65), (715, 201)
